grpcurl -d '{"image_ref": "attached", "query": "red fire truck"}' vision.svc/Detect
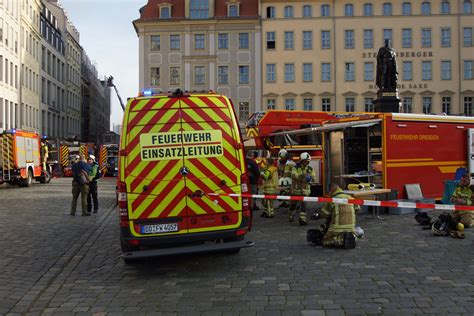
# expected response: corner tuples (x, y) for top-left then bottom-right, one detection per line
(247, 111), (474, 200)
(0, 129), (51, 186)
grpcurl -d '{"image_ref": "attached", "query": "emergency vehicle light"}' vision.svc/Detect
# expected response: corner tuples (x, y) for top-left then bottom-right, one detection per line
(143, 90), (153, 96)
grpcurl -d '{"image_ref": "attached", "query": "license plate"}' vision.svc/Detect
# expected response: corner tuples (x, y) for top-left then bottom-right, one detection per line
(141, 223), (179, 234)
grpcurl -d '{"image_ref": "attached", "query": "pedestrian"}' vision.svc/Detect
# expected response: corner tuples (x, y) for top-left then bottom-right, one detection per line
(87, 155), (100, 214)
(450, 173), (474, 227)
(319, 183), (360, 249)
(277, 149), (294, 208)
(289, 152), (315, 225)
(260, 157), (278, 218)
(246, 154), (260, 211)
(70, 154), (92, 216)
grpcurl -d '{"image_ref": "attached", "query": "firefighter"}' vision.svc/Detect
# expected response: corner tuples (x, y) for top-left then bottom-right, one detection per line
(319, 183), (360, 249)
(289, 152), (315, 226)
(87, 155), (100, 214)
(277, 149), (294, 208)
(260, 157), (278, 218)
(451, 173), (474, 227)
(40, 140), (49, 172)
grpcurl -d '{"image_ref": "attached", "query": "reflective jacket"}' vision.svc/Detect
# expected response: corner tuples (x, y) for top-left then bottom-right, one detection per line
(278, 159), (294, 179)
(261, 165), (278, 194)
(320, 189), (361, 234)
(291, 163), (315, 196)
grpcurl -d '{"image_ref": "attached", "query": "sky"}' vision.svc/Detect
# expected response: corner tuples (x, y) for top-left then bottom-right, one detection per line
(59, 0), (144, 130)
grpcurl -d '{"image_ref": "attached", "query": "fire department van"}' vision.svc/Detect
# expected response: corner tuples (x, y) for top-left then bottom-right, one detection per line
(118, 90), (254, 263)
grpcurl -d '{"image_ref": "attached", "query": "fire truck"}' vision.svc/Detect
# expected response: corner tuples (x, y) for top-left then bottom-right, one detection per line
(247, 110), (474, 200)
(0, 129), (51, 187)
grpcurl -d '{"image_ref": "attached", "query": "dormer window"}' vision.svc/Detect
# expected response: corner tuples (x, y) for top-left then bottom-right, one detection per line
(228, 3), (239, 17)
(160, 5), (172, 19)
(190, 0), (209, 19)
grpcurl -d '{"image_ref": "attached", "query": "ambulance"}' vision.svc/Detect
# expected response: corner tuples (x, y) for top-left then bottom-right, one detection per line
(118, 90), (253, 263)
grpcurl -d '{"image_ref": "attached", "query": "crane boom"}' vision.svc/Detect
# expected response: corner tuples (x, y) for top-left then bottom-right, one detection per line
(107, 76), (125, 112)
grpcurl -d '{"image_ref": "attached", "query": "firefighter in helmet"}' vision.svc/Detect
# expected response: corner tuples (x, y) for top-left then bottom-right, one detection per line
(289, 152), (315, 225)
(40, 140), (49, 174)
(260, 157), (278, 218)
(450, 173), (474, 227)
(318, 183), (360, 249)
(277, 149), (294, 208)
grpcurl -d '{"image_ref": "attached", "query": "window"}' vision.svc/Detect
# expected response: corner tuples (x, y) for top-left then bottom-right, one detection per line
(402, 29), (412, 48)
(345, 4), (354, 16)
(383, 3), (392, 15)
(303, 31), (312, 49)
(194, 34), (205, 49)
(465, 61), (473, 79)
(403, 97), (413, 113)
(442, 97), (451, 114)
(239, 102), (249, 122)
(170, 67), (180, 85)
(239, 33), (249, 49)
(345, 98), (355, 112)
(239, 65), (249, 84)
(465, 97), (473, 116)
(150, 35), (160, 51)
(345, 62), (355, 81)
(284, 6), (294, 18)
(150, 67), (160, 86)
(285, 64), (294, 82)
(303, 99), (313, 111)
(160, 6), (171, 19)
(322, 98), (331, 111)
(170, 35), (180, 50)
(421, 2), (433, 15)
(441, 61), (451, 80)
(345, 30), (354, 49)
(218, 66), (228, 84)
(365, 98), (374, 112)
(218, 33), (228, 49)
(402, 2), (412, 15)
(423, 97), (432, 114)
(441, 1), (450, 14)
(441, 28), (451, 47)
(464, 1), (472, 14)
(266, 64), (276, 82)
(464, 28), (472, 47)
(267, 99), (276, 110)
(303, 5), (312, 17)
(194, 66), (205, 85)
(383, 29), (392, 43)
(364, 62), (374, 81)
(322, 63), (331, 81)
(363, 3), (373, 16)
(422, 28), (431, 47)
(422, 61), (432, 80)
(303, 63), (313, 82)
(403, 61), (413, 80)
(321, 30), (331, 49)
(321, 4), (330, 16)
(284, 31), (294, 49)
(228, 4), (239, 17)
(190, 0), (209, 19)
(285, 99), (295, 110)
(364, 29), (373, 48)
(266, 32), (275, 49)
(266, 6), (276, 18)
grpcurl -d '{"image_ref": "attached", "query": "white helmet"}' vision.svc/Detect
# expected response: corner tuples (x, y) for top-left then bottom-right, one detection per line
(278, 149), (289, 159)
(300, 152), (311, 161)
(88, 155), (96, 161)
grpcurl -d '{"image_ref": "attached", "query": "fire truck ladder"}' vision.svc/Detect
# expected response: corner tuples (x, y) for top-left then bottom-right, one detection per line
(0, 134), (13, 181)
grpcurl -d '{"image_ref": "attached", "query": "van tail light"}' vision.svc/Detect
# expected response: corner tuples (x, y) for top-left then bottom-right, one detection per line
(117, 181), (129, 227)
(240, 173), (252, 229)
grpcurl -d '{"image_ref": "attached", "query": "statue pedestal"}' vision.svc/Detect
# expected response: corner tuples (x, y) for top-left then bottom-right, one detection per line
(374, 90), (401, 113)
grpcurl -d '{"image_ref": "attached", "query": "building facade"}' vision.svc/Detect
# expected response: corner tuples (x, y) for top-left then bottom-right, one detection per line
(261, 0), (473, 115)
(134, 0), (262, 127)
(65, 19), (81, 139)
(40, 0), (67, 138)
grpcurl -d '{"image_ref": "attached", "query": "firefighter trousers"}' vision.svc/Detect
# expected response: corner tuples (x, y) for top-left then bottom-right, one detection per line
(71, 181), (89, 216)
(289, 200), (307, 223)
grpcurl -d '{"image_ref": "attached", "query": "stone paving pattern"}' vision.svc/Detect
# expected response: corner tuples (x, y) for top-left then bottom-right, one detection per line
(0, 178), (473, 315)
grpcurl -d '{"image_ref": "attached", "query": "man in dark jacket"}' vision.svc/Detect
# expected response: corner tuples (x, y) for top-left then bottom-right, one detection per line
(246, 155), (260, 211)
(87, 155), (100, 214)
(71, 154), (92, 216)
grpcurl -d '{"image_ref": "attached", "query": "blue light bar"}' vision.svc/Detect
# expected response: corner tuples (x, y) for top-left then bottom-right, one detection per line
(143, 90), (153, 96)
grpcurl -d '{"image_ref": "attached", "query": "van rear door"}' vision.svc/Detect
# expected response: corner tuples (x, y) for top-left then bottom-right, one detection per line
(124, 96), (188, 237)
(179, 95), (244, 233)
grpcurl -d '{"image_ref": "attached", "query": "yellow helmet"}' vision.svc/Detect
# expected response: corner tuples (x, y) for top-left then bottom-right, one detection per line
(457, 222), (465, 231)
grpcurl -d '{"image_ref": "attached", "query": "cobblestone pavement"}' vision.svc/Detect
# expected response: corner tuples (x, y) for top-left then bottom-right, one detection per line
(0, 178), (473, 315)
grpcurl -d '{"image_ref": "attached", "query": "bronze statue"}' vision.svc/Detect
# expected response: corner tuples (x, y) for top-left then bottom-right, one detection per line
(376, 39), (398, 91)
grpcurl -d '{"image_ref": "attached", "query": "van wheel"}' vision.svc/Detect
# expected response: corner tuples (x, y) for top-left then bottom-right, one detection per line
(19, 170), (33, 187)
(39, 170), (51, 184)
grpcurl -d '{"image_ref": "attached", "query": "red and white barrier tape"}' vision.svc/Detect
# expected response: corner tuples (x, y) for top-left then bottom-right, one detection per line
(206, 193), (474, 212)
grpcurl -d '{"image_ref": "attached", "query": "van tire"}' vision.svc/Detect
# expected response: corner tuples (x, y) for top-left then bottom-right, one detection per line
(19, 169), (33, 187)
(39, 170), (51, 184)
